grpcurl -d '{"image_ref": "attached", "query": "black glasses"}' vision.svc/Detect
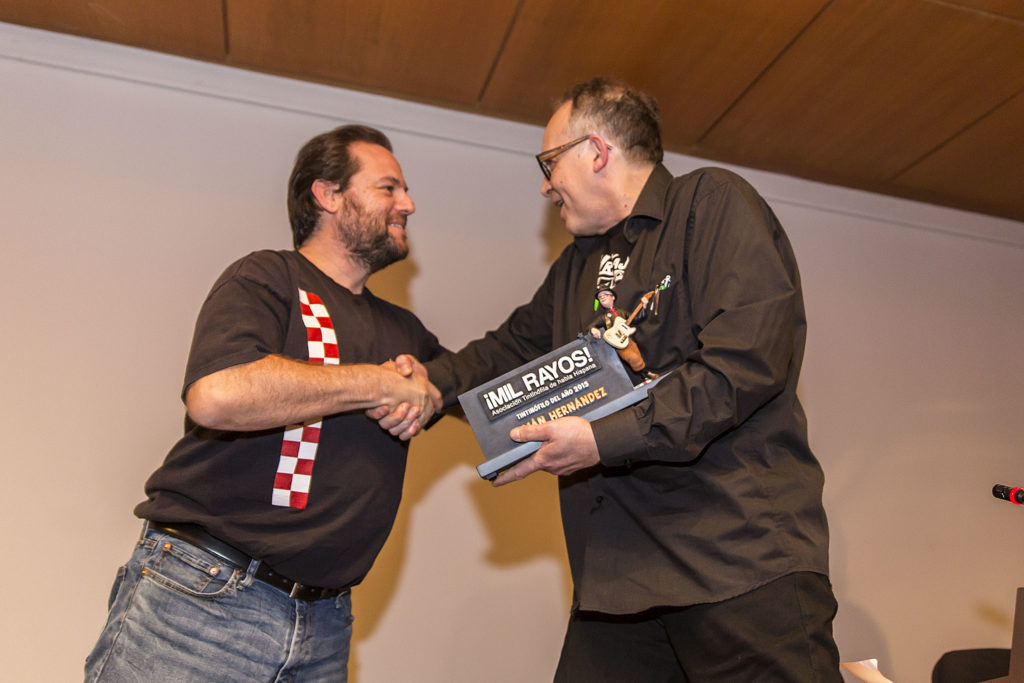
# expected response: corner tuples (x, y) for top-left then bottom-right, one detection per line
(536, 134), (611, 180)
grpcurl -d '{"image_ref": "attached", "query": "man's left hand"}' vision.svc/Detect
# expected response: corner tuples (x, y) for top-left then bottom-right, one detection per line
(492, 416), (599, 486)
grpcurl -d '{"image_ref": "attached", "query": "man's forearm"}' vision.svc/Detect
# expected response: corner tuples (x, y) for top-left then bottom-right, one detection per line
(185, 354), (432, 431)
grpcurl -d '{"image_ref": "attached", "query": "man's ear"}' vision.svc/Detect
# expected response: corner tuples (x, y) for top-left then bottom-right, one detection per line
(311, 179), (341, 213)
(590, 136), (611, 173)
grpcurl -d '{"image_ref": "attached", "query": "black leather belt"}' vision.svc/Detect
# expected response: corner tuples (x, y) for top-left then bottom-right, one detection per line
(147, 521), (348, 602)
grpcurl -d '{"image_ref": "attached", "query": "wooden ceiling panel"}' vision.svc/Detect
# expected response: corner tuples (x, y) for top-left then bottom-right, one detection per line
(701, 0), (1024, 183)
(0, 0), (225, 60)
(3, 1), (1023, 224)
(893, 90), (1024, 221)
(225, 0), (521, 105)
(942, 0), (1024, 22)
(481, 0), (830, 138)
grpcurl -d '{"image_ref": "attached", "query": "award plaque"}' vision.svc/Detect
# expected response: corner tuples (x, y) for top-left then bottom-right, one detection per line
(459, 335), (662, 480)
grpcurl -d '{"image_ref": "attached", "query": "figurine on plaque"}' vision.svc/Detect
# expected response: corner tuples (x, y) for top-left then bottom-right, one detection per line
(589, 276), (670, 381)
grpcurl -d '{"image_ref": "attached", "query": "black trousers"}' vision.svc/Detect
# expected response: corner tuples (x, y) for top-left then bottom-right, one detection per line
(554, 572), (842, 683)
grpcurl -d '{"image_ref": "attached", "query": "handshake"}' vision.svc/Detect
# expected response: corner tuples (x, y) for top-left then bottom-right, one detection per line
(368, 355), (441, 440)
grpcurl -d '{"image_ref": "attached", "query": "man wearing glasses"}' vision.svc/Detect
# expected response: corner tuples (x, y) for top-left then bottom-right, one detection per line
(416, 78), (842, 680)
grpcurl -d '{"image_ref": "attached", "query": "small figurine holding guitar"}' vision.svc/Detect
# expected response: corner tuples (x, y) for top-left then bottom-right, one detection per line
(590, 277), (670, 380)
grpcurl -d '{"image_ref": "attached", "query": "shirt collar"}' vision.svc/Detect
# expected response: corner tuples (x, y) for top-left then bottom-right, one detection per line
(621, 163), (672, 243)
(571, 163), (672, 251)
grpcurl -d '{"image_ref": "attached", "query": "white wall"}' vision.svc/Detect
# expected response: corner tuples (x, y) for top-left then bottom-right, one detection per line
(2, 22), (1022, 682)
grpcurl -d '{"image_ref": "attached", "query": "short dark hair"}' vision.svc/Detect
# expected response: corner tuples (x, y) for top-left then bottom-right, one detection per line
(287, 125), (393, 248)
(561, 77), (663, 165)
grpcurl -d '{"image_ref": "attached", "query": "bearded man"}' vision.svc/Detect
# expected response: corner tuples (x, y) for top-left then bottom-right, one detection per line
(86, 125), (443, 681)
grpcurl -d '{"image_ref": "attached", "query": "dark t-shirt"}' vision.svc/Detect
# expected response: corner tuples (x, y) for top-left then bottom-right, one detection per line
(136, 250), (443, 588)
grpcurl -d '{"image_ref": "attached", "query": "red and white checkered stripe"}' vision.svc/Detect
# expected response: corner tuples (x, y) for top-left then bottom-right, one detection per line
(271, 289), (339, 509)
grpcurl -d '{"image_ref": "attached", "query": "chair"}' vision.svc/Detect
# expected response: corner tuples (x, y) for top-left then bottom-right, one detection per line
(932, 648), (1011, 683)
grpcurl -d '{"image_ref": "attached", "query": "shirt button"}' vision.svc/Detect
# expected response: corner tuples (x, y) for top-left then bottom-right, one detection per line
(595, 495), (604, 504)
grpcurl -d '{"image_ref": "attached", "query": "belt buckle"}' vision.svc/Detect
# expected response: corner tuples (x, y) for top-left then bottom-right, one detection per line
(289, 582), (304, 599)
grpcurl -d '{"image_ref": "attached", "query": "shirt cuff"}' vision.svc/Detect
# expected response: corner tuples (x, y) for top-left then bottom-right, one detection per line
(591, 405), (645, 467)
(423, 357), (459, 409)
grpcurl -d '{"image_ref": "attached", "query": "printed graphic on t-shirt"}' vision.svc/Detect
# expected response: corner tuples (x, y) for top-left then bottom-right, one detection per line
(271, 289), (338, 509)
(596, 253), (629, 292)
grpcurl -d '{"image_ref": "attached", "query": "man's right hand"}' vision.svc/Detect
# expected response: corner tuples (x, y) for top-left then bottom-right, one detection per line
(371, 355), (441, 440)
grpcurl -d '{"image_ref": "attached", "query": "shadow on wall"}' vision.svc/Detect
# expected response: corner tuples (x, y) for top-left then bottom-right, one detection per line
(835, 600), (891, 682)
(821, 438), (892, 681)
(349, 225), (574, 673)
(347, 415), (572, 679)
(363, 256), (419, 309)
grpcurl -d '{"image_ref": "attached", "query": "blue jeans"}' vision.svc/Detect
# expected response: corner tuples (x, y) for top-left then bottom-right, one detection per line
(85, 525), (353, 682)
